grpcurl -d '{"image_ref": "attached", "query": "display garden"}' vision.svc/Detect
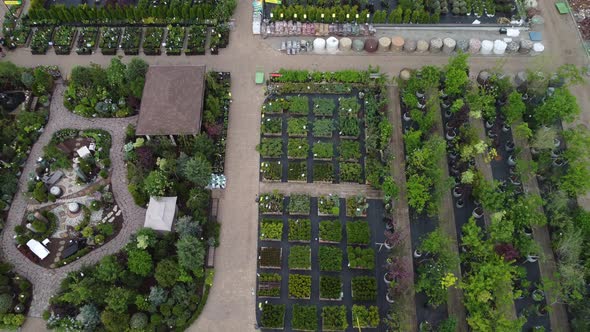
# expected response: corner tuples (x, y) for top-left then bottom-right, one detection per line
(256, 193), (389, 330)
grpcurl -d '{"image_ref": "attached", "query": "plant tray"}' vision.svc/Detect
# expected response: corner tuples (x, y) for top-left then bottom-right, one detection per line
(555, 2), (570, 14)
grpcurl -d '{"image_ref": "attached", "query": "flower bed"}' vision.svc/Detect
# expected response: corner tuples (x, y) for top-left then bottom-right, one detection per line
(261, 116), (282, 136)
(260, 161), (282, 181)
(121, 27), (141, 55)
(258, 137), (283, 158)
(65, 58), (147, 117)
(313, 119), (335, 138)
(75, 27), (98, 55)
(313, 162), (334, 182)
(346, 195), (368, 217)
(30, 27), (53, 54)
(287, 117), (308, 137)
(312, 141), (334, 159)
(346, 221), (370, 245)
(313, 97), (336, 117)
(165, 26), (185, 55)
(287, 161), (307, 181)
(259, 192), (284, 214)
(318, 194), (340, 216)
(352, 305), (380, 328)
(3, 15), (31, 49)
(185, 25), (207, 55)
(143, 27), (164, 55)
(52, 26), (76, 55)
(99, 27), (122, 55)
(287, 138), (309, 159)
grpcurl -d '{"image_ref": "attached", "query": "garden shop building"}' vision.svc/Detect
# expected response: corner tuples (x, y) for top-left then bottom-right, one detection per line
(137, 65), (206, 139)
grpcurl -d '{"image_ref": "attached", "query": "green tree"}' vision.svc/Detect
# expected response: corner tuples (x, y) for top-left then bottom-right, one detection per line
(77, 304), (101, 330)
(502, 91), (526, 124)
(96, 255), (123, 282)
(182, 156), (212, 187)
(105, 287), (133, 314)
(143, 170), (170, 197)
(533, 87), (580, 125)
(100, 310), (130, 332)
(32, 67), (54, 96)
(125, 58), (148, 98)
(155, 259), (180, 287)
(127, 249), (153, 277)
(176, 235), (206, 276)
(0, 61), (23, 90)
(106, 58), (127, 94)
(130, 312), (148, 329)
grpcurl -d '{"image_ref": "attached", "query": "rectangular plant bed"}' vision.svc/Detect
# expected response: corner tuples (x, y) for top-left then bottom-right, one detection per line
(260, 303), (285, 329)
(351, 276), (377, 301)
(260, 161), (282, 182)
(286, 96), (309, 116)
(313, 162), (335, 183)
(75, 27), (98, 55)
(99, 27), (122, 55)
(352, 305), (380, 328)
(288, 245), (311, 270)
(313, 97), (336, 117)
(339, 162), (363, 183)
(287, 117), (309, 137)
(30, 27), (53, 54)
(347, 247), (375, 269)
(338, 140), (361, 161)
(52, 26), (76, 55)
(258, 273), (282, 297)
(287, 138), (309, 159)
(258, 137), (283, 158)
(346, 195), (368, 217)
(261, 116), (283, 136)
(320, 275), (342, 300)
(322, 305), (348, 331)
(121, 27), (141, 55)
(143, 27), (164, 55)
(319, 220), (342, 243)
(287, 194), (310, 215)
(288, 219), (311, 242)
(259, 247), (282, 269)
(165, 26), (185, 55)
(319, 246), (342, 271)
(318, 195), (340, 216)
(313, 118), (335, 138)
(312, 141), (334, 160)
(338, 118), (360, 138)
(259, 192), (284, 214)
(346, 221), (371, 245)
(260, 219), (283, 241)
(185, 25), (207, 55)
(288, 274), (311, 299)
(262, 98), (288, 114)
(292, 304), (318, 331)
(287, 161), (307, 182)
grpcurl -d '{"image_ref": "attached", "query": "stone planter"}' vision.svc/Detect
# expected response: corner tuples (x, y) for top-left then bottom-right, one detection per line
(446, 129), (457, 141)
(413, 249), (422, 258)
(472, 206), (484, 219)
(452, 186), (463, 198)
(507, 154), (517, 166)
(403, 112), (412, 122)
(456, 199), (465, 209)
(384, 273), (394, 284)
(527, 255), (539, 263)
(532, 289), (544, 301)
(485, 120), (495, 129)
(505, 141), (515, 152)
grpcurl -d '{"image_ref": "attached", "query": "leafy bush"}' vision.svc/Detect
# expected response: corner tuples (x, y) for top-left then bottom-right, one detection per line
(0, 293), (12, 314)
(260, 219), (283, 240)
(313, 141), (334, 159)
(260, 303), (285, 328)
(320, 276), (342, 299)
(289, 274), (311, 298)
(127, 249), (153, 277)
(319, 220), (342, 242)
(257, 138), (283, 158)
(347, 247), (375, 269)
(338, 140), (361, 160)
(154, 259), (179, 288)
(351, 276), (376, 301)
(288, 138), (309, 159)
(287, 161), (307, 182)
(261, 117), (282, 135)
(292, 304), (318, 331)
(322, 305), (348, 331)
(176, 235), (206, 276)
(288, 245), (311, 269)
(258, 273), (281, 297)
(287, 117), (309, 136)
(288, 194), (310, 215)
(181, 156), (212, 187)
(288, 219), (311, 241)
(340, 162), (362, 183)
(318, 195), (340, 215)
(313, 162), (334, 182)
(346, 221), (370, 244)
(313, 98), (336, 116)
(352, 305), (380, 328)
(319, 246), (342, 271)
(313, 119), (335, 137)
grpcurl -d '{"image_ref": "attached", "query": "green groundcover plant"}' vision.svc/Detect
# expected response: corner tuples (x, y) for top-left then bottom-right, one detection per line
(319, 246), (343, 271)
(352, 276), (377, 301)
(288, 245), (311, 269)
(314, 163), (334, 182)
(259, 219), (283, 240)
(288, 194), (311, 215)
(322, 305), (348, 331)
(346, 221), (371, 245)
(289, 274), (311, 299)
(260, 303), (285, 328)
(292, 304), (318, 331)
(319, 220), (342, 242)
(288, 219), (311, 241)
(320, 276), (342, 300)
(352, 305), (379, 328)
(347, 247), (375, 269)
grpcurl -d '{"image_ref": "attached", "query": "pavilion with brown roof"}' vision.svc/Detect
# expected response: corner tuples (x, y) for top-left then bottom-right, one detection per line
(136, 65), (206, 137)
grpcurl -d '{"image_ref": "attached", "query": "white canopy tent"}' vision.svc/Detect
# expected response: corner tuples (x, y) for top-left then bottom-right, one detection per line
(26, 239), (49, 260)
(144, 196), (177, 231)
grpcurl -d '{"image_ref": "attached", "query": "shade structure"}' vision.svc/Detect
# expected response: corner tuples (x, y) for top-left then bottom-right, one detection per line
(364, 38), (378, 53)
(27, 239), (49, 260)
(144, 196), (177, 231)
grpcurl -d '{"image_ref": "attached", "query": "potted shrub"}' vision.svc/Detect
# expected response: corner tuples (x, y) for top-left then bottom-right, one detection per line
(472, 206), (484, 219)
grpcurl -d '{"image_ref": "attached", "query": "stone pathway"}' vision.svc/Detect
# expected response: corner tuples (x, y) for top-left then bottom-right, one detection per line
(0, 0), (587, 330)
